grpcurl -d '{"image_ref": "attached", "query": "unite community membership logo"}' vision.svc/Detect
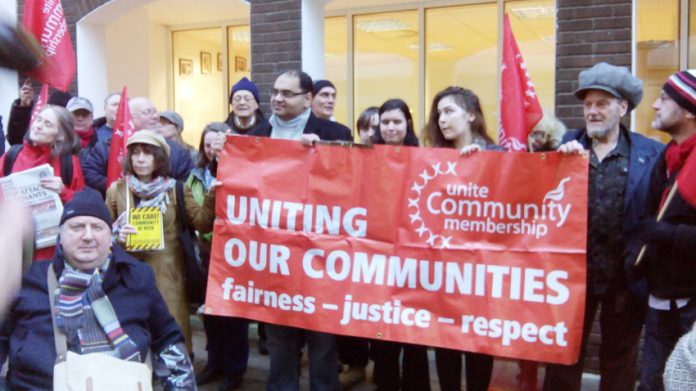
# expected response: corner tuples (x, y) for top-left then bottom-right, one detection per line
(408, 161), (572, 249)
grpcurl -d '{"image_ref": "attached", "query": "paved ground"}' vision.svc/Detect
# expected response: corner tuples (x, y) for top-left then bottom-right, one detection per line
(192, 316), (601, 391)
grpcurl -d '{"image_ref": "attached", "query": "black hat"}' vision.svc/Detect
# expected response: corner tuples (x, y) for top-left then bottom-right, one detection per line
(60, 189), (112, 228)
(312, 80), (335, 96)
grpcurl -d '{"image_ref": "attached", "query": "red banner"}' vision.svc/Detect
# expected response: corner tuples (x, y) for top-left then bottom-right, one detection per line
(22, 0), (76, 92)
(499, 13), (543, 151)
(207, 137), (588, 364)
(107, 87), (133, 188)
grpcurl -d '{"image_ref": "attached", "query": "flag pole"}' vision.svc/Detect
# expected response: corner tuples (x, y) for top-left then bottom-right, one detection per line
(635, 183), (679, 266)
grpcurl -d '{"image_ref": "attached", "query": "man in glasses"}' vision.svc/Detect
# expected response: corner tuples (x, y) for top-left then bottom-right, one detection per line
(225, 77), (268, 135)
(248, 70), (351, 391)
(250, 70), (351, 143)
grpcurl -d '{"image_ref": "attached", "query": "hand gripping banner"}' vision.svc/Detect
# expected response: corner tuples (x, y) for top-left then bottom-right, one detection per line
(206, 137), (589, 364)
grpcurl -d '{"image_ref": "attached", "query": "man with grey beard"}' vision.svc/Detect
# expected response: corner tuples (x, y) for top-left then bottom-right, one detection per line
(544, 62), (664, 391)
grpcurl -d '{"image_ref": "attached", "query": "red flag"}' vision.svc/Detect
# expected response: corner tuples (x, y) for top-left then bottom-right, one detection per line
(29, 83), (49, 126)
(22, 0), (76, 92)
(107, 87), (134, 188)
(498, 13), (543, 151)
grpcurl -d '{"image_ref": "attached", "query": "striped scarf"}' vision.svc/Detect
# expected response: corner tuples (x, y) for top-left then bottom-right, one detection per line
(126, 175), (175, 214)
(54, 262), (141, 362)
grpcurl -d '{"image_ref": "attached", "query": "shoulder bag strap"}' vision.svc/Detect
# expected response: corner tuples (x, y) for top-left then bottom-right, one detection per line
(48, 265), (68, 363)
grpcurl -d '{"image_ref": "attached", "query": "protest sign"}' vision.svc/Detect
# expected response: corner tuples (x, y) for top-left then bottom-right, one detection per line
(206, 137), (588, 364)
(126, 207), (164, 251)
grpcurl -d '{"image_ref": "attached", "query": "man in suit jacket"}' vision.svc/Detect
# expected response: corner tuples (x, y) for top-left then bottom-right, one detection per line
(543, 62), (664, 391)
(248, 70), (351, 391)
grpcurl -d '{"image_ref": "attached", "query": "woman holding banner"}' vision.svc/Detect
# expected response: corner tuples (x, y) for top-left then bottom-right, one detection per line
(105, 130), (217, 354)
(0, 105), (84, 261)
(423, 86), (496, 391)
(371, 98), (430, 391)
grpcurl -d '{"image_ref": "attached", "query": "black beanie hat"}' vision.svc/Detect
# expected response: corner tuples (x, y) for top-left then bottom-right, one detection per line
(48, 90), (73, 108)
(312, 80), (335, 96)
(60, 189), (112, 228)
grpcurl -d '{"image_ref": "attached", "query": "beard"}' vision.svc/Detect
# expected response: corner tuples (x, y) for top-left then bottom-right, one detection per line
(586, 124), (612, 140)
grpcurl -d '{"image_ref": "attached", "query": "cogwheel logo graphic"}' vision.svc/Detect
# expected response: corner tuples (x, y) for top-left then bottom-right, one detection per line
(407, 161), (458, 249)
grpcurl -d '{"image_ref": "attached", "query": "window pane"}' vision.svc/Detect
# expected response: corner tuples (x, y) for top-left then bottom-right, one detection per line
(325, 17), (349, 128)
(425, 4), (498, 141)
(354, 11), (419, 134)
(227, 25), (251, 96)
(173, 28), (223, 147)
(636, 0), (679, 142)
(505, 1), (556, 112)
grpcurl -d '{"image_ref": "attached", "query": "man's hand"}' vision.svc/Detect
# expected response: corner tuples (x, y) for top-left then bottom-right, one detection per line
(19, 79), (33, 107)
(301, 133), (320, 147)
(557, 140), (585, 155)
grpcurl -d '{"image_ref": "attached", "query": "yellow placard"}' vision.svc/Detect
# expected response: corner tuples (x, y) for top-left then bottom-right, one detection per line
(126, 207), (164, 251)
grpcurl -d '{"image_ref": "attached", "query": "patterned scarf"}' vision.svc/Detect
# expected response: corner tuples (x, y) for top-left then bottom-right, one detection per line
(54, 261), (141, 361)
(126, 175), (175, 214)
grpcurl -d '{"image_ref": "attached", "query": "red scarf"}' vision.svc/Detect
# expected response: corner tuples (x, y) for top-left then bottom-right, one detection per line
(77, 127), (95, 148)
(662, 133), (696, 206)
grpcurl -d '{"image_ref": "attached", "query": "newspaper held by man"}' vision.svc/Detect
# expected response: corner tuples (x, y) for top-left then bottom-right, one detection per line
(0, 164), (63, 249)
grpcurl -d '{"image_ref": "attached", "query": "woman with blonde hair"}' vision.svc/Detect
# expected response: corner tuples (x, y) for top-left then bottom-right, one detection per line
(528, 111), (567, 152)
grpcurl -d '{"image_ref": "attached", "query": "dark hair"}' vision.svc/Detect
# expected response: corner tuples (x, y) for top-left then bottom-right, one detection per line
(197, 122), (230, 168)
(372, 99), (419, 147)
(356, 106), (379, 131)
(279, 69), (313, 95)
(122, 142), (170, 178)
(27, 105), (80, 158)
(424, 86), (494, 148)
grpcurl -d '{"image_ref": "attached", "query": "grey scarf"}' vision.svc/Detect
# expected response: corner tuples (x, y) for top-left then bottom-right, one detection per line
(269, 108), (311, 140)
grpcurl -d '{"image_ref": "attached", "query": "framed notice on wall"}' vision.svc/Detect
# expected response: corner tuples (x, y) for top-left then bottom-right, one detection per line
(201, 51), (211, 74)
(235, 56), (246, 72)
(179, 59), (192, 76)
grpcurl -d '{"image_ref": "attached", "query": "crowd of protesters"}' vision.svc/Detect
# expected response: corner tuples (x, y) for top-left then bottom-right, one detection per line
(0, 62), (694, 391)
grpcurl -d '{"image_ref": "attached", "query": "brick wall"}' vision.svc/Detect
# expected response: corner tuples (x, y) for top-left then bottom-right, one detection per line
(250, 0), (302, 115)
(554, 0), (632, 129)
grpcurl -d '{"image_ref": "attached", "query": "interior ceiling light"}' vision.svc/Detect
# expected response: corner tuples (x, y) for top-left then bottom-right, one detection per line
(238, 0), (250, 4)
(509, 5), (554, 19)
(233, 30), (250, 42)
(638, 40), (675, 49)
(408, 42), (452, 52)
(356, 19), (411, 33)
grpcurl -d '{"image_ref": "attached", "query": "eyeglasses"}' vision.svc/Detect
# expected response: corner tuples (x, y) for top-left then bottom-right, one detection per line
(270, 89), (307, 99)
(232, 95), (254, 103)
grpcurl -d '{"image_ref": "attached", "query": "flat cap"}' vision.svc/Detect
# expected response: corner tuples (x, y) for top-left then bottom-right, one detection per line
(127, 129), (170, 159)
(575, 62), (643, 111)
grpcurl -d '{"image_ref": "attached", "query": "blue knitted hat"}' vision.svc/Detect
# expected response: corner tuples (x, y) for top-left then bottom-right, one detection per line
(230, 77), (261, 105)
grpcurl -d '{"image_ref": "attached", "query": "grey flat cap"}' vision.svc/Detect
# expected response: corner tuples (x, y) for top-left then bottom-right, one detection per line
(159, 110), (184, 132)
(574, 62), (643, 111)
